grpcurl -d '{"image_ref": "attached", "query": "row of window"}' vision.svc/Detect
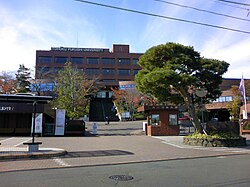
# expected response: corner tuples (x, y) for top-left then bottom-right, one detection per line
(38, 57), (139, 65)
(149, 114), (178, 126)
(37, 67), (140, 75)
(214, 96), (233, 103)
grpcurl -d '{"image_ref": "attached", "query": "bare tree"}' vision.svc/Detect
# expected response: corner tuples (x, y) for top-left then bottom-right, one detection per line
(0, 71), (17, 94)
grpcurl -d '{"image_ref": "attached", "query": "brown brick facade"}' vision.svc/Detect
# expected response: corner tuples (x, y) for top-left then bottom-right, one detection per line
(141, 105), (180, 136)
(35, 44), (142, 87)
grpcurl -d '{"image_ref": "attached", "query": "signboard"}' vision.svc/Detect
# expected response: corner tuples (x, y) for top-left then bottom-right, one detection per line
(31, 113), (43, 134)
(242, 110), (248, 119)
(0, 106), (14, 111)
(0, 102), (43, 113)
(119, 84), (136, 90)
(51, 47), (105, 52)
(55, 109), (66, 135)
(121, 112), (131, 120)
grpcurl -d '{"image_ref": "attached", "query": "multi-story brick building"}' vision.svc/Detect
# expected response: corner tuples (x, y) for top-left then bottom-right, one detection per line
(206, 78), (249, 121)
(35, 44), (143, 121)
(35, 44), (142, 86)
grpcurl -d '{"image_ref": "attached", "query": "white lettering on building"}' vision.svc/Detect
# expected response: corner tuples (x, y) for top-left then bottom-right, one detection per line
(0, 106), (14, 111)
(51, 47), (105, 52)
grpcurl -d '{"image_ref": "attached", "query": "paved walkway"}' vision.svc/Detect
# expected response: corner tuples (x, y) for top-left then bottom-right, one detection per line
(0, 137), (66, 159)
(0, 121), (249, 162)
(154, 135), (250, 153)
(0, 134), (250, 172)
(0, 134), (249, 160)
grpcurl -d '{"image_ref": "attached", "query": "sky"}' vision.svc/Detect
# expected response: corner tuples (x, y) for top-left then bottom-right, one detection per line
(0, 0), (250, 78)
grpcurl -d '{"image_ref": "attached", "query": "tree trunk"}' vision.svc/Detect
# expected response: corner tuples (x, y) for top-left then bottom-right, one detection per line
(187, 95), (203, 134)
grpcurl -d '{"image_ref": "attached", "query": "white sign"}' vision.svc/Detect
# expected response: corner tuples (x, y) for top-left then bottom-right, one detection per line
(242, 110), (248, 119)
(55, 109), (66, 135)
(51, 47), (105, 52)
(31, 113), (43, 134)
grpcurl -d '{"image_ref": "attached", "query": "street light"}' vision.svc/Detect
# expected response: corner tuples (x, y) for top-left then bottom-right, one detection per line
(196, 88), (208, 132)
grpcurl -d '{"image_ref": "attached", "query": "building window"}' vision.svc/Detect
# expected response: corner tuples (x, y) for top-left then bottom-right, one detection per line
(118, 58), (130, 65)
(225, 96), (233, 102)
(102, 69), (116, 75)
(118, 79), (130, 82)
(85, 68), (100, 75)
(150, 114), (160, 125)
(169, 114), (178, 125)
(54, 67), (64, 73)
(214, 96), (233, 102)
(133, 69), (139, 75)
(132, 58), (139, 65)
(101, 79), (116, 82)
(102, 58), (115, 64)
(71, 57), (84, 64)
(37, 67), (51, 73)
(87, 57), (99, 64)
(118, 69), (130, 75)
(38, 56), (52, 63)
(55, 57), (68, 64)
(96, 91), (106, 98)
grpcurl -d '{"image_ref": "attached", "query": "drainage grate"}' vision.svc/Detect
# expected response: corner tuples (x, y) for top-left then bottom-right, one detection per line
(109, 175), (134, 181)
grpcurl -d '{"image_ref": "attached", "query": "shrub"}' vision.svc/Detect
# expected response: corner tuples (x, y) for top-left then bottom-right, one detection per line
(187, 132), (242, 139)
(244, 122), (250, 130)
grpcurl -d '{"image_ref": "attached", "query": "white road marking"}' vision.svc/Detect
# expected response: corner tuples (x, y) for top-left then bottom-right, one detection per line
(162, 141), (187, 149)
(154, 136), (250, 153)
(0, 137), (32, 147)
(217, 156), (226, 159)
(0, 137), (15, 143)
(14, 138), (32, 147)
(53, 158), (71, 167)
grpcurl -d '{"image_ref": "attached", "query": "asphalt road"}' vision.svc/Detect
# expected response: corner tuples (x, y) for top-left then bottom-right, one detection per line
(1, 121), (250, 186)
(0, 154), (250, 187)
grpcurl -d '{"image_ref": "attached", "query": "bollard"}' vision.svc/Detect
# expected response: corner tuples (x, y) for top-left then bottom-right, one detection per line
(92, 122), (97, 135)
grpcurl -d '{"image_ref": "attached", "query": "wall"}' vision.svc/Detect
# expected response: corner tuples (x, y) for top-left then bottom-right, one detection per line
(147, 109), (179, 136)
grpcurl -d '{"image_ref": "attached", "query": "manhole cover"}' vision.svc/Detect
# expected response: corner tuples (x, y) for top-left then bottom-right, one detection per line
(109, 175), (134, 181)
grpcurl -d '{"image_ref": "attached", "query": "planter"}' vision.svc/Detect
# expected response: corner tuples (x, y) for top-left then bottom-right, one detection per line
(183, 137), (246, 147)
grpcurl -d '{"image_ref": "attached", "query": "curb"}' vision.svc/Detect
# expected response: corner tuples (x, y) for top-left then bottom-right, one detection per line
(0, 148), (67, 160)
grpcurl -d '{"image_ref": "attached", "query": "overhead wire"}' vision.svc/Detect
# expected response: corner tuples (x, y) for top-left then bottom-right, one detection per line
(216, 0), (250, 7)
(213, 0), (250, 11)
(154, 0), (250, 22)
(74, 0), (250, 35)
(214, 0), (250, 16)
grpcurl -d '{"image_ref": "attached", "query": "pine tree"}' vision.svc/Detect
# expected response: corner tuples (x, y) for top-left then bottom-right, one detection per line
(15, 64), (31, 93)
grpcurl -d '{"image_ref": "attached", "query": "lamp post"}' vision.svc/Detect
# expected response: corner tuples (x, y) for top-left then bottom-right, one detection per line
(32, 101), (37, 143)
(195, 88), (208, 131)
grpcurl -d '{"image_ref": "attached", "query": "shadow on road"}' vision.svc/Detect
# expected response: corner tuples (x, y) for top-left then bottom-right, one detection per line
(60, 150), (134, 158)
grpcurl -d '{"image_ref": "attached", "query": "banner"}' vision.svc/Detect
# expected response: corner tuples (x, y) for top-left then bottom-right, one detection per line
(239, 75), (248, 119)
(55, 109), (66, 135)
(31, 113), (43, 134)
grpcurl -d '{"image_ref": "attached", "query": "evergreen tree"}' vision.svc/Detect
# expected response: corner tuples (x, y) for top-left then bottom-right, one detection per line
(135, 42), (229, 133)
(15, 64), (31, 93)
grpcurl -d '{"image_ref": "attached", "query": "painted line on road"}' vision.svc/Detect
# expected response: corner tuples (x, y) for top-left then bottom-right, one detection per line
(14, 138), (32, 147)
(161, 140), (250, 153)
(53, 158), (71, 167)
(162, 141), (187, 149)
(0, 137), (15, 143)
(217, 156), (226, 159)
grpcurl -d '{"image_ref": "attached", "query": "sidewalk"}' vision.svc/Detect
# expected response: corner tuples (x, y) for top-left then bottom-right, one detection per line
(0, 137), (66, 160)
(153, 135), (250, 153)
(0, 134), (249, 161)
